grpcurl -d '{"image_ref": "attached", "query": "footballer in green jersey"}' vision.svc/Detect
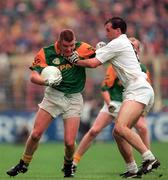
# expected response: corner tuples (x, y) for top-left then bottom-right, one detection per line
(7, 29), (95, 178)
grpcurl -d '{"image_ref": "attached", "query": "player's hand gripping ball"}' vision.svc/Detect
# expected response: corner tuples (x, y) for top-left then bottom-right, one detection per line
(41, 66), (62, 87)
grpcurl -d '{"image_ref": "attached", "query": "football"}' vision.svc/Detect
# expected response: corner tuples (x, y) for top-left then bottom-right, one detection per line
(41, 66), (62, 80)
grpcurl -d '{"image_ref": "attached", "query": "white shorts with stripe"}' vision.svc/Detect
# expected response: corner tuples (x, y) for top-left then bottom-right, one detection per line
(123, 78), (154, 114)
(100, 101), (122, 119)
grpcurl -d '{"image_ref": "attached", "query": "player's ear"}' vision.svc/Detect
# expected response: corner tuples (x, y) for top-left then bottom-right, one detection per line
(116, 28), (121, 34)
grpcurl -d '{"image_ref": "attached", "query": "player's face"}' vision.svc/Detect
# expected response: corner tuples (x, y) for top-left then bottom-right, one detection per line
(60, 39), (76, 57)
(105, 23), (120, 40)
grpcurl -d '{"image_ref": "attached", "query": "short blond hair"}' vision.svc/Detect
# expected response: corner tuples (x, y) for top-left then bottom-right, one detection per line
(129, 37), (141, 53)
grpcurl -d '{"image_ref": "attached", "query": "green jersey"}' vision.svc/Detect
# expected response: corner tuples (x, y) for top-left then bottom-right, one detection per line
(30, 41), (95, 94)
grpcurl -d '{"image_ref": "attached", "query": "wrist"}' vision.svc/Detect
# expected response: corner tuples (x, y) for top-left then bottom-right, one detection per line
(75, 60), (79, 65)
(106, 101), (111, 105)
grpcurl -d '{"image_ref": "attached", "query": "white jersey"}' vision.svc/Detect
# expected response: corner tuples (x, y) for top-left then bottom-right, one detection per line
(96, 34), (146, 87)
(96, 34), (154, 112)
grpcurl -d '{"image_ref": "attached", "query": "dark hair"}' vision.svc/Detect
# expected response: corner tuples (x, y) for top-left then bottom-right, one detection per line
(105, 17), (127, 34)
(59, 29), (75, 42)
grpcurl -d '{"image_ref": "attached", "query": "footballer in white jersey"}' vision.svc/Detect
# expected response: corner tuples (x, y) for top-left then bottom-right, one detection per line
(66, 17), (160, 176)
(96, 34), (154, 113)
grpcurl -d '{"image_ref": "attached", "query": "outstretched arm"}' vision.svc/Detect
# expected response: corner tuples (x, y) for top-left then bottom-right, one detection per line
(76, 58), (102, 68)
(66, 51), (102, 68)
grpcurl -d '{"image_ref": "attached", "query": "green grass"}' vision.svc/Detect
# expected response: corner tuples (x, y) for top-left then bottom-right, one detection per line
(0, 142), (167, 180)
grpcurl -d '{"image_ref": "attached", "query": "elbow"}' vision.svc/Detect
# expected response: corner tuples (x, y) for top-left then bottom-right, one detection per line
(30, 76), (35, 83)
(30, 71), (40, 84)
(30, 73), (38, 83)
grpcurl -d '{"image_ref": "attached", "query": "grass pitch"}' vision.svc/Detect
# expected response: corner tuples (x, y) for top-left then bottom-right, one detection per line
(0, 142), (167, 180)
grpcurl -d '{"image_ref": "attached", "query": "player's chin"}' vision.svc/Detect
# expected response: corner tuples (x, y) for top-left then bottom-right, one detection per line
(64, 51), (73, 57)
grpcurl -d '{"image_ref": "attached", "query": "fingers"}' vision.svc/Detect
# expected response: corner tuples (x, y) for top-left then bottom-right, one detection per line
(45, 75), (62, 87)
(66, 51), (79, 64)
(108, 102), (118, 113)
(96, 41), (106, 50)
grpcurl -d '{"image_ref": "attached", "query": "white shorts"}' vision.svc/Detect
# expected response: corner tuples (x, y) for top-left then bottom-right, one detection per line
(100, 101), (122, 119)
(39, 87), (83, 119)
(123, 78), (154, 114)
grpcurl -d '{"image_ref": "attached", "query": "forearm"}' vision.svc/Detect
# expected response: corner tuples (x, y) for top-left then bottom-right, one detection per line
(76, 58), (102, 68)
(101, 91), (111, 105)
(30, 71), (45, 86)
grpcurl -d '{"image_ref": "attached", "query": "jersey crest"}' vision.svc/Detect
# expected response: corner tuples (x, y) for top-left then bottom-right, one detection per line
(52, 58), (61, 65)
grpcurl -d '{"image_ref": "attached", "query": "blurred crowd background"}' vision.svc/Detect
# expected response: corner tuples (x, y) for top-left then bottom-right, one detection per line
(0, 0), (168, 118)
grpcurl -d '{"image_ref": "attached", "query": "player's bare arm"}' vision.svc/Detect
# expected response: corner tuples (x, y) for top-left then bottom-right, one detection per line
(66, 52), (102, 68)
(30, 71), (46, 86)
(76, 58), (102, 68)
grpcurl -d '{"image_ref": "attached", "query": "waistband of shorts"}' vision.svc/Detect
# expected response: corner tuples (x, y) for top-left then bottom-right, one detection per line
(125, 77), (148, 88)
(45, 87), (81, 97)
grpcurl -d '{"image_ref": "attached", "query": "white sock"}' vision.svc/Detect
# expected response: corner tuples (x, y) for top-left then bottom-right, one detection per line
(142, 150), (155, 161)
(72, 161), (77, 166)
(127, 161), (138, 173)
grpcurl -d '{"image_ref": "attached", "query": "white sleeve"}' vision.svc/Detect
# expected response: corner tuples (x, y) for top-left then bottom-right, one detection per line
(95, 42), (117, 63)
